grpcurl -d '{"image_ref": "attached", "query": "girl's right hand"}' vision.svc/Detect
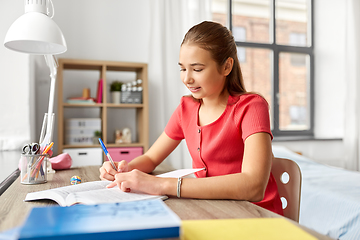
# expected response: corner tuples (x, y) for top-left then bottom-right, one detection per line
(99, 160), (129, 181)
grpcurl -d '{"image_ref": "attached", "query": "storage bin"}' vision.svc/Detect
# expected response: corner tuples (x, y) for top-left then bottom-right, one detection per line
(108, 147), (143, 163)
(63, 148), (103, 167)
(65, 118), (101, 145)
(65, 118), (101, 129)
(65, 136), (95, 145)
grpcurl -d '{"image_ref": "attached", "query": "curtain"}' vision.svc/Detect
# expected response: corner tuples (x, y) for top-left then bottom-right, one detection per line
(148, 0), (211, 169)
(344, 0), (360, 171)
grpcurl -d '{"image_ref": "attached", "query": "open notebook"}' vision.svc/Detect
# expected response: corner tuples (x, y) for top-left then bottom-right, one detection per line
(24, 168), (204, 206)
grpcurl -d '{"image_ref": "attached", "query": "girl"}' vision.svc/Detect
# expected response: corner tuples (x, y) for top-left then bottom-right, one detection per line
(100, 21), (283, 215)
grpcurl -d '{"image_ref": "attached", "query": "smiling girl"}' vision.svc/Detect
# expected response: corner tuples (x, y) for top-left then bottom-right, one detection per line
(100, 21), (283, 215)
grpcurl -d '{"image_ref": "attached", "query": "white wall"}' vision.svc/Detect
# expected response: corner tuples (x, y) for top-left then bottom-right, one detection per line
(0, 0), (350, 168)
(0, 0), (32, 151)
(314, 0), (345, 139)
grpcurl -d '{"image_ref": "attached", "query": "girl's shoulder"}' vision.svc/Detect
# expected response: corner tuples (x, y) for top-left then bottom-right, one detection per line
(229, 93), (269, 107)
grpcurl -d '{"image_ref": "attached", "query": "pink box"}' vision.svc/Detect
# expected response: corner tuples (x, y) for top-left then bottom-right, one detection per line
(108, 147), (143, 163)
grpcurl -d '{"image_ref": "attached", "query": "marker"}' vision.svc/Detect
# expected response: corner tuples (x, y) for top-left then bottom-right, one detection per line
(98, 138), (117, 171)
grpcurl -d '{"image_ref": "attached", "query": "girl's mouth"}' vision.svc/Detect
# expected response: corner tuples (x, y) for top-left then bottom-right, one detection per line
(189, 87), (201, 93)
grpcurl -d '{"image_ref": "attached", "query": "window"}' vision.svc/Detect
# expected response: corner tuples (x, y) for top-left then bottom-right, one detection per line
(233, 27), (246, 62)
(211, 0), (313, 137)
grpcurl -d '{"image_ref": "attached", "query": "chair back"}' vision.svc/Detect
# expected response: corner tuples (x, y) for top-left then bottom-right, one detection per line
(271, 157), (302, 222)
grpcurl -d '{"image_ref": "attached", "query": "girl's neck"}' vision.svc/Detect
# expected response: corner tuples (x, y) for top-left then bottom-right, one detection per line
(198, 91), (229, 126)
(200, 91), (229, 109)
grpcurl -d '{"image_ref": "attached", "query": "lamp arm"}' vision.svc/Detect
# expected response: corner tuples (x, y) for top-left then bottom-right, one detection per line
(42, 55), (58, 145)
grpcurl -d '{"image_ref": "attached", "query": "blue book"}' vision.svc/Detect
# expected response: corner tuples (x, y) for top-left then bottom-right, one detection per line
(18, 199), (181, 240)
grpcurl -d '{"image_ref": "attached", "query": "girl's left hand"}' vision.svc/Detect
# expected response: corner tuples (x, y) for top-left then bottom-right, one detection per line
(106, 169), (167, 195)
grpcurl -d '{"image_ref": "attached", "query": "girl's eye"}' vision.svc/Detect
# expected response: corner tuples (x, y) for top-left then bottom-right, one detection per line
(180, 68), (186, 72)
(194, 69), (203, 72)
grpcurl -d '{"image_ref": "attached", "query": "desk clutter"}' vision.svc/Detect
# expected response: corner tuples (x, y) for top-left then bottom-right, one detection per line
(20, 142), (54, 185)
(2, 202), (316, 240)
(0, 165), (328, 240)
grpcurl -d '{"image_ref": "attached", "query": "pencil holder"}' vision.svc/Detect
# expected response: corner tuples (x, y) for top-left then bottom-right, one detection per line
(20, 154), (48, 184)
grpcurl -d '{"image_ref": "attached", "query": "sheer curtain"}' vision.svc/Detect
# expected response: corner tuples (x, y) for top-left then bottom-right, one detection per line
(148, 0), (211, 169)
(344, 0), (360, 171)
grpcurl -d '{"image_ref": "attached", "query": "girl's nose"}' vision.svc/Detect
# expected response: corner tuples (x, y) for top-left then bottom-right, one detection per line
(183, 72), (194, 85)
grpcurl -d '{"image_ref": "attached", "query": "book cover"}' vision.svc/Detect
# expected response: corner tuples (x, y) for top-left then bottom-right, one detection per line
(96, 79), (103, 103)
(182, 218), (316, 240)
(18, 199), (181, 240)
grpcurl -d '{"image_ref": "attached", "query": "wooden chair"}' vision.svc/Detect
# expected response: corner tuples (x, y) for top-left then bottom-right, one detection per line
(271, 157), (302, 222)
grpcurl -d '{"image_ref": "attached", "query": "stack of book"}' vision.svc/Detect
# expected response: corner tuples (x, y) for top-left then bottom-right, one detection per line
(66, 97), (96, 104)
(66, 79), (103, 104)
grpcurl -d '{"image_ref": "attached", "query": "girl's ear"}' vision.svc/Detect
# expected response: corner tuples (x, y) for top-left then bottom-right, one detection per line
(223, 57), (234, 76)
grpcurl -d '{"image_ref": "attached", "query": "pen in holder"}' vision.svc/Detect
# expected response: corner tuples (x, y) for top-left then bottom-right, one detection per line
(20, 154), (48, 184)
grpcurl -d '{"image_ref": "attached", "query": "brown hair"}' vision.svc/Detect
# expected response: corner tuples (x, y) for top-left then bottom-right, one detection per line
(181, 21), (247, 96)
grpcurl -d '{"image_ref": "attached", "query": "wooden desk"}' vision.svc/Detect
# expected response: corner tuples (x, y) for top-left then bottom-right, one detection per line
(0, 165), (332, 239)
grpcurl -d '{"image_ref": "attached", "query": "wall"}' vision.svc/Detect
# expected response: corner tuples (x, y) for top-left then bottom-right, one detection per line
(0, 0), (32, 151)
(32, 0), (151, 154)
(273, 139), (345, 168)
(0, 0), (349, 169)
(314, 0), (345, 139)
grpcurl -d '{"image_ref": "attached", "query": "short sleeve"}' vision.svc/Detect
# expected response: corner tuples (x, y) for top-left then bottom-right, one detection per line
(164, 100), (185, 140)
(241, 95), (273, 141)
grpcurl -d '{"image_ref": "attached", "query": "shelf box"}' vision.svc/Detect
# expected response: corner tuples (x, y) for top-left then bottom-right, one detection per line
(65, 118), (101, 145)
(108, 147), (143, 163)
(63, 148), (103, 167)
(66, 118), (101, 129)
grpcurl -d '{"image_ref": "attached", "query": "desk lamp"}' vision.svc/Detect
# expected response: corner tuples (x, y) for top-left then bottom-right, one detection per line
(4, 0), (66, 147)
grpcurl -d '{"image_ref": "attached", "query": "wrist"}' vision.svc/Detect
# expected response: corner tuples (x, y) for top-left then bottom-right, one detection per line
(127, 163), (135, 172)
(160, 178), (177, 196)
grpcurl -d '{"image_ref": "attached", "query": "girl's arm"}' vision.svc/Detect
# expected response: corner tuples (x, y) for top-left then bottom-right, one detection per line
(107, 132), (273, 202)
(172, 132), (272, 201)
(99, 132), (181, 181)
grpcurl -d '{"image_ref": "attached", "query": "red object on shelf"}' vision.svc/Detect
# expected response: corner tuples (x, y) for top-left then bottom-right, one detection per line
(96, 79), (103, 103)
(108, 147), (143, 163)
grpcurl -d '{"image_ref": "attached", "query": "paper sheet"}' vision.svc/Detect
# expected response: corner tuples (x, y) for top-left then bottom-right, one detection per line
(156, 168), (205, 178)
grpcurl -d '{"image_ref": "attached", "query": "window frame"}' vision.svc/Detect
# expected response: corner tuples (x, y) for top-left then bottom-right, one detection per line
(227, 0), (314, 138)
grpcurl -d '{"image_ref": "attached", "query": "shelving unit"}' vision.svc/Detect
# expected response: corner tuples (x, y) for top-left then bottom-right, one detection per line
(57, 58), (149, 158)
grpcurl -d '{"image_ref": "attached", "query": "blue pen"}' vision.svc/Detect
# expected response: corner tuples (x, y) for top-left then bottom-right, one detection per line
(98, 138), (117, 171)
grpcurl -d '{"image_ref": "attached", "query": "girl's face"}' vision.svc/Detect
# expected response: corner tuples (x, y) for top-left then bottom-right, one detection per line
(179, 44), (227, 101)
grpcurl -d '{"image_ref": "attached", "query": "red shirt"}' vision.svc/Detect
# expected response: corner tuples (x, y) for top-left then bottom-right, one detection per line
(165, 94), (283, 215)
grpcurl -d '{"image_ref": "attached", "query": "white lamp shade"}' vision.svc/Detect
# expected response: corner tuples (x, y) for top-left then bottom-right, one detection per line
(4, 12), (67, 55)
